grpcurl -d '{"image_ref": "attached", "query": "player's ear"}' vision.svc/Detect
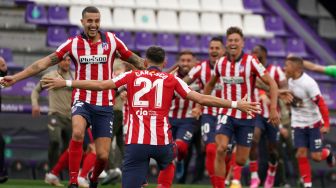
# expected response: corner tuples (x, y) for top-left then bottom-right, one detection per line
(163, 61), (167, 68)
(144, 60), (148, 68)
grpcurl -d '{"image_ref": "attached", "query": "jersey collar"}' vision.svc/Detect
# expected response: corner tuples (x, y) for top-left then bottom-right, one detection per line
(80, 30), (107, 43)
(147, 66), (161, 72)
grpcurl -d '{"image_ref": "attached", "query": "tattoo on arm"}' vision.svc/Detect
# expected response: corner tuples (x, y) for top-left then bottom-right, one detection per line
(48, 53), (60, 66)
(127, 53), (145, 70)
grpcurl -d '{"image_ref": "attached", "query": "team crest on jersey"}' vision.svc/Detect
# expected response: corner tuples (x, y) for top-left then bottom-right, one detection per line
(102, 42), (109, 50)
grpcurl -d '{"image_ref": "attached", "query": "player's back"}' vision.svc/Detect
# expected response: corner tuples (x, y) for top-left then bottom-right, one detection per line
(119, 68), (191, 145)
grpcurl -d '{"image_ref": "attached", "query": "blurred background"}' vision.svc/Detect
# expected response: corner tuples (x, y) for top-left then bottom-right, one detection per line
(0, 0), (335, 187)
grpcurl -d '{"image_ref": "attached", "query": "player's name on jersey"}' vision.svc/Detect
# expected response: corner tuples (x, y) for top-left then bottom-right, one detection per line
(79, 55), (107, 64)
(222, 76), (244, 84)
(135, 70), (168, 79)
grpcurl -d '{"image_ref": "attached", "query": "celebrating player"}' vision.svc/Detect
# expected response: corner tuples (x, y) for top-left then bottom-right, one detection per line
(183, 36), (226, 187)
(0, 6), (144, 188)
(283, 56), (335, 188)
(204, 27), (280, 188)
(42, 46), (261, 188)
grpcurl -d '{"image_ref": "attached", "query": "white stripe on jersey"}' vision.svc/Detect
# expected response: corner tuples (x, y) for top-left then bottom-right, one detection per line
(177, 97), (184, 118)
(107, 32), (117, 105)
(235, 60), (242, 119)
(245, 55), (253, 119)
(83, 39), (91, 103)
(225, 61), (232, 116)
(277, 66), (286, 81)
(127, 114), (133, 144)
(71, 38), (80, 104)
(56, 39), (71, 55)
(138, 115), (144, 144)
(252, 58), (265, 77)
(163, 117), (169, 145)
(176, 77), (191, 93)
(96, 43), (104, 105)
(150, 116), (157, 145)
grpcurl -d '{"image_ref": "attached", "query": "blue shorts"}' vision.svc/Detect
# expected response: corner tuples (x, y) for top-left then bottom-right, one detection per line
(169, 117), (196, 144)
(216, 116), (255, 147)
(72, 100), (114, 139)
(201, 114), (218, 144)
(292, 127), (323, 152)
(254, 115), (279, 143)
(122, 144), (176, 188)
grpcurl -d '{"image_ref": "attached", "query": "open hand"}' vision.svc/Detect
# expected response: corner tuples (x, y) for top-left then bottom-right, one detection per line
(237, 95), (261, 117)
(41, 77), (66, 90)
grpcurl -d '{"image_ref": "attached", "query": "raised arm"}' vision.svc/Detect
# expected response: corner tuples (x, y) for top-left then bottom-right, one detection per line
(42, 78), (116, 91)
(303, 60), (325, 73)
(3, 53), (60, 86)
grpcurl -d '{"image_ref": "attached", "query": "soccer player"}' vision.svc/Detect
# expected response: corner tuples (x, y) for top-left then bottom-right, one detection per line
(183, 36), (226, 187)
(0, 6), (144, 188)
(31, 56), (73, 169)
(248, 45), (287, 188)
(168, 50), (199, 179)
(302, 59), (336, 78)
(204, 27), (280, 188)
(283, 56), (336, 188)
(42, 46), (261, 188)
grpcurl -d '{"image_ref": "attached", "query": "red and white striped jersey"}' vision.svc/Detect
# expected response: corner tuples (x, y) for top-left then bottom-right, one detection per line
(169, 72), (201, 119)
(188, 60), (224, 116)
(215, 54), (266, 119)
(255, 64), (286, 118)
(55, 31), (132, 106)
(113, 68), (191, 145)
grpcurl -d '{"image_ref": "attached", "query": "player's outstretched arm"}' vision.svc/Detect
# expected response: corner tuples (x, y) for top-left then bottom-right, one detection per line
(1, 53), (60, 87)
(41, 78), (116, 91)
(186, 91), (260, 116)
(260, 73), (280, 125)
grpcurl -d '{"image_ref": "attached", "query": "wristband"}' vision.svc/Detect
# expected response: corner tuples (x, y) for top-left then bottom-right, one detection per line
(65, 80), (72, 87)
(231, 101), (238, 108)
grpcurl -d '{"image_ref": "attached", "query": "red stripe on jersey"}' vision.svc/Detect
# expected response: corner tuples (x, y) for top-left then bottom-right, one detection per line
(188, 60), (223, 116)
(169, 72), (199, 119)
(55, 31), (131, 106)
(259, 64), (285, 118)
(217, 54), (265, 119)
(113, 70), (190, 145)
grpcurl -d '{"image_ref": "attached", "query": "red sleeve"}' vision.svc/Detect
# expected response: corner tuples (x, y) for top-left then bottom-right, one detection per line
(250, 56), (266, 78)
(55, 38), (73, 60)
(174, 76), (191, 99)
(114, 35), (132, 61)
(312, 95), (330, 128)
(112, 71), (133, 88)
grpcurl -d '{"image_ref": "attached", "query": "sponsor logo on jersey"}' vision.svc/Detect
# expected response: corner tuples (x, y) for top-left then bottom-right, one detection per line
(136, 108), (157, 116)
(79, 55), (107, 64)
(222, 76), (244, 84)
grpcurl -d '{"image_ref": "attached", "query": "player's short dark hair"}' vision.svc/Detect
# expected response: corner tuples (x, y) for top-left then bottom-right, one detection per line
(255, 44), (268, 55)
(210, 36), (224, 45)
(146, 46), (165, 65)
(177, 50), (194, 60)
(286, 56), (303, 67)
(82, 6), (100, 18)
(226, 27), (244, 38)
